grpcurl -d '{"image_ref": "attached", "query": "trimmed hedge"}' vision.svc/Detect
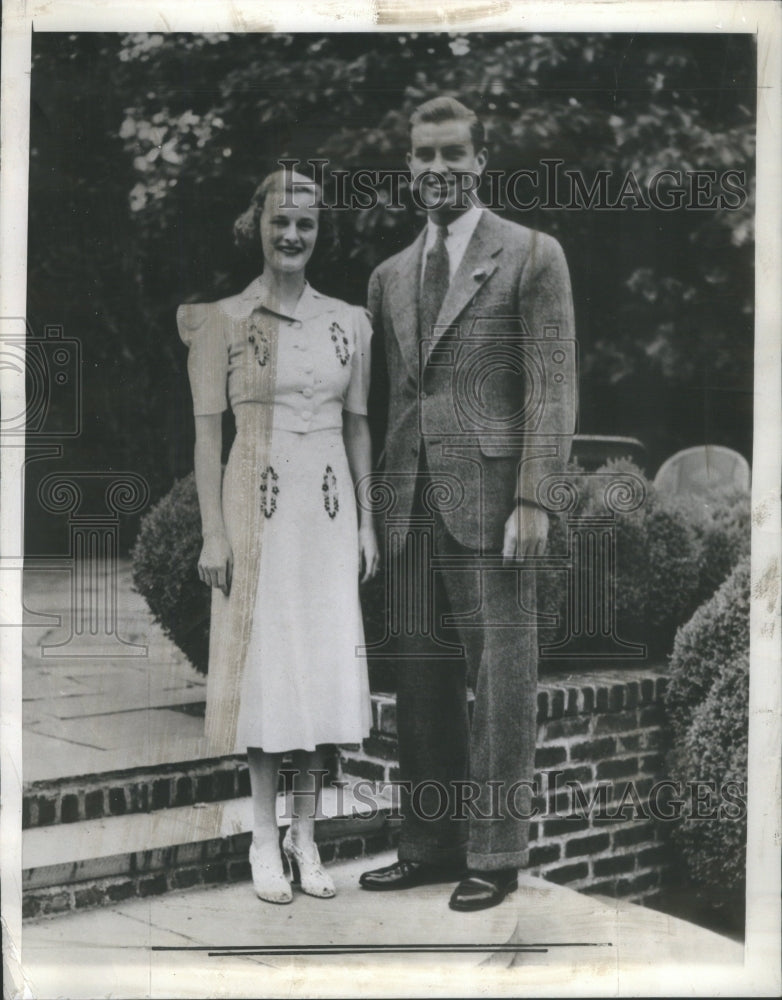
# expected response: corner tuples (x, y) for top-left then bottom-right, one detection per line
(132, 459), (750, 677)
(664, 556), (750, 908)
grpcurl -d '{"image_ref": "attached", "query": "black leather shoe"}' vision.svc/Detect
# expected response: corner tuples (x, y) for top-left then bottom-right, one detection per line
(359, 859), (465, 891)
(448, 868), (518, 911)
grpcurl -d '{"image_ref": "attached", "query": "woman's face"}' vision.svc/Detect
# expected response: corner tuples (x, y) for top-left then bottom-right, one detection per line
(259, 186), (319, 275)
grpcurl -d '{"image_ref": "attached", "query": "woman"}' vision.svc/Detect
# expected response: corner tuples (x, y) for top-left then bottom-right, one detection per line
(177, 169), (379, 904)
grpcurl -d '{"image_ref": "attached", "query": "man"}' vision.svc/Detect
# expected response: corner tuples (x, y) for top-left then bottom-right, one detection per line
(360, 96), (577, 911)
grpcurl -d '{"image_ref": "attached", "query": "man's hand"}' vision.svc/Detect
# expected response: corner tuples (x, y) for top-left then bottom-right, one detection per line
(502, 503), (549, 563)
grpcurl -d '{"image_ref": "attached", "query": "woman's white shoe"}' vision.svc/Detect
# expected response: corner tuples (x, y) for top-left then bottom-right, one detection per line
(249, 838), (293, 904)
(282, 829), (336, 898)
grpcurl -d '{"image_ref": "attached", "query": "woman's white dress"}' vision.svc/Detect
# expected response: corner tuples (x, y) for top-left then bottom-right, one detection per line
(178, 279), (372, 754)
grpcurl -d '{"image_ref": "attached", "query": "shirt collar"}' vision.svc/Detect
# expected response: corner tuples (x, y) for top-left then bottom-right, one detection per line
(426, 203), (483, 242)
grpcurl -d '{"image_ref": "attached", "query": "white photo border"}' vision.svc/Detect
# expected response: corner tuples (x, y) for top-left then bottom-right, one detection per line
(2, 2), (780, 996)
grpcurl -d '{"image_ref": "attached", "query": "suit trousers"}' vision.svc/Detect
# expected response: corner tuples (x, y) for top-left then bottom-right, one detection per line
(392, 460), (539, 871)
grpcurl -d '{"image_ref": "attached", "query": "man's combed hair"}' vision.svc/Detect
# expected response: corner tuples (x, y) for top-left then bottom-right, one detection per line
(408, 96), (485, 149)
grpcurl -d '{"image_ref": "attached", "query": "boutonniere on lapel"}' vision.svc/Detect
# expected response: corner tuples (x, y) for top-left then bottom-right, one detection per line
(471, 267), (488, 282)
(329, 321), (350, 366)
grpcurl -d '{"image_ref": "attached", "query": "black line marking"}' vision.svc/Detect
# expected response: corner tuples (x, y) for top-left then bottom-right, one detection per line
(207, 948), (551, 957)
(152, 941), (612, 954)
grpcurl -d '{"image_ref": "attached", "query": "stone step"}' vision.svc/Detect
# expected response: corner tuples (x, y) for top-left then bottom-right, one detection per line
(23, 781), (399, 920)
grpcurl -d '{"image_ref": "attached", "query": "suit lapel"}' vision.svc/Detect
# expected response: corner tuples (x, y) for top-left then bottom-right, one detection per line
(387, 229), (426, 376)
(420, 212), (504, 368)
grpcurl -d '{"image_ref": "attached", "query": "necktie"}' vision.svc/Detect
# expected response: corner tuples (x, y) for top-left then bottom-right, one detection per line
(419, 224), (450, 339)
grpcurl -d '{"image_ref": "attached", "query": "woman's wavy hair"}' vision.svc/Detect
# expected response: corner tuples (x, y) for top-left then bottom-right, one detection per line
(232, 167), (339, 270)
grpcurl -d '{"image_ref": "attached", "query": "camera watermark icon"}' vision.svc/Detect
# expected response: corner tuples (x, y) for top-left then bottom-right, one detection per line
(0, 318), (81, 439)
(2, 317), (86, 627)
(1, 319), (150, 653)
(420, 318), (577, 438)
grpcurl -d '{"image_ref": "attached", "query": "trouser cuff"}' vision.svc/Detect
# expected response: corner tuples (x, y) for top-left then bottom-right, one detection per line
(398, 838), (467, 867)
(466, 847), (528, 871)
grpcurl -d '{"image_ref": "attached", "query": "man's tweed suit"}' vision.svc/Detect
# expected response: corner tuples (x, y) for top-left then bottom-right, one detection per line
(368, 208), (577, 869)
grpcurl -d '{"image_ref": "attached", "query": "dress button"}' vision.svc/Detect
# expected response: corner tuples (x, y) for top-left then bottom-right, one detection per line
(420, 391), (428, 400)
(302, 410), (312, 421)
(302, 387), (314, 398)
(304, 364), (314, 374)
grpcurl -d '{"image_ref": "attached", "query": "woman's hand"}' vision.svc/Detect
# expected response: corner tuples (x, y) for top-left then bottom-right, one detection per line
(198, 531), (233, 595)
(502, 502), (549, 564)
(343, 413), (379, 584)
(359, 523), (380, 583)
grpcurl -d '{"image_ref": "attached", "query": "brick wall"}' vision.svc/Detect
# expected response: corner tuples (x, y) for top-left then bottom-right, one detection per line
(24, 758), (250, 829)
(22, 667), (673, 917)
(340, 668), (671, 902)
(23, 752), (342, 830)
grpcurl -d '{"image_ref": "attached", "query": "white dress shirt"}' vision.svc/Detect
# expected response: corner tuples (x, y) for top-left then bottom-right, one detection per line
(420, 205), (483, 288)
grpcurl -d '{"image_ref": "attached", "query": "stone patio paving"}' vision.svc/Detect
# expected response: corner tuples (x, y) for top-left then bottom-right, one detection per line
(22, 560), (206, 780)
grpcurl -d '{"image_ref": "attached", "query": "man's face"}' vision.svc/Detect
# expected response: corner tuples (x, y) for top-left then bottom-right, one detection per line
(407, 118), (487, 214)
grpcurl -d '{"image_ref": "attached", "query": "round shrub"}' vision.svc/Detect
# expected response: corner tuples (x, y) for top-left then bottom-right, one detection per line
(665, 556), (750, 907)
(643, 495), (703, 653)
(671, 656), (748, 900)
(688, 484), (751, 609)
(582, 458), (652, 647)
(665, 555), (751, 742)
(538, 457), (704, 662)
(131, 472), (210, 674)
(537, 459), (646, 645)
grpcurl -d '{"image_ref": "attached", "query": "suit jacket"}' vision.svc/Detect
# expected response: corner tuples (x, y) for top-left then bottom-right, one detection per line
(368, 209), (577, 552)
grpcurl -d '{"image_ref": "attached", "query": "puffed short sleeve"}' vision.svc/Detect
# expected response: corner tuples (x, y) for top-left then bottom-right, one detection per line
(343, 306), (373, 416)
(177, 303), (228, 416)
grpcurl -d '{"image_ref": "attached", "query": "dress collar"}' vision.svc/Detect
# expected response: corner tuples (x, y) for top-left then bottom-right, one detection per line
(238, 277), (333, 321)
